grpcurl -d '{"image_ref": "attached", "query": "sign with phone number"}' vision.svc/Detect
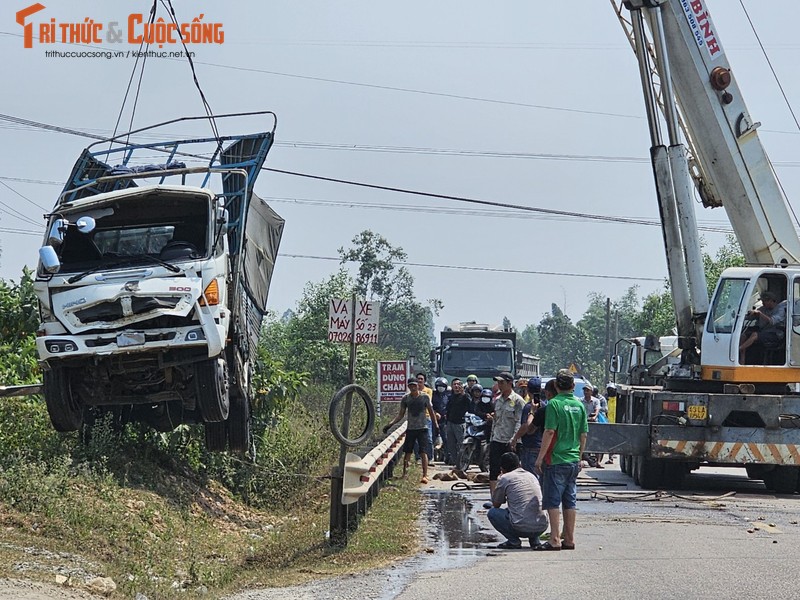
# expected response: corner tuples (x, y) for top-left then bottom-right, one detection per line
(327, 298), (380, 345)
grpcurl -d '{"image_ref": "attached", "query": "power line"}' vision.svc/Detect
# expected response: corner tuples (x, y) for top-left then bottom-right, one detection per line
(264, 167), (735, 231)
(0, 112), (738, 233)
(0, 182), (44, 227)
(0, 226), (41, 236)
(0, 30), (639, 121)
(0, 179), (50, 212)
(283, 253), (665, 282)
(264, 195), (734, 233)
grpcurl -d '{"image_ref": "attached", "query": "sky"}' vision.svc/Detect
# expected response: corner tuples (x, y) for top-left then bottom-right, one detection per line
(2, 0), (800, 337)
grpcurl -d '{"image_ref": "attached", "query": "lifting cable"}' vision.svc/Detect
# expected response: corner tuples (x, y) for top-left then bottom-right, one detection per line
(110, 0), (158, 149)
(161, 0), (223, 155)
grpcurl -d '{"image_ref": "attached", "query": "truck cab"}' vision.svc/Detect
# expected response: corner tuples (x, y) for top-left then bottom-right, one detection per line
(33, 112), (283, 454)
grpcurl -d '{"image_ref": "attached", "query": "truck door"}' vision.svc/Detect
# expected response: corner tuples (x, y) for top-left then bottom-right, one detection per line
(790, 279), (800, 367)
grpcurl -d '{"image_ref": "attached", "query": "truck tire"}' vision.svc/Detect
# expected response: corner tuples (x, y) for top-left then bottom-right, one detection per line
(622, 455), (633, 476)
(765, 466), (798, 494)
(227, 391), (251, 455)
(328, 384), (375, 447)
(204, 420), (227, 452)
(43, 367), (84, 432)
(636, 457), (665, 490)
(195, 357), (230, 422)
(745, 464), (768, 481)
(662, 462), (685, 489)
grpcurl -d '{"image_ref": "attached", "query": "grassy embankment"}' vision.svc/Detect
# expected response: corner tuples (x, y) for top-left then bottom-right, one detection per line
(0, 389), (421, 599)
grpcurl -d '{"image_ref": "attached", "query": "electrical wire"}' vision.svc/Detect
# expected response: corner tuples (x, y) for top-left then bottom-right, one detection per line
(282, 253), (665, 282)
(0, 227), (40, 236)
(263, 194), (735, 233)
(264, 166), (733, 232)
(0, 179), (49, 212)
(738, 0), (800, 231)
(0, 182), (45, 227)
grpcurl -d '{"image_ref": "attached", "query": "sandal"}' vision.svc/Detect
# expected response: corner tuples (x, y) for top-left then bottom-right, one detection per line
(532, 542), (561, 551)
(562, 543), (575, 550)
(496, 541), (522, 549)
(420, 477), (429, 484)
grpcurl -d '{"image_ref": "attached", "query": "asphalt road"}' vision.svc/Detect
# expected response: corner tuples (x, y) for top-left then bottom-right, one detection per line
(226, 461), (800, 600)
(397, 461), (800, 600)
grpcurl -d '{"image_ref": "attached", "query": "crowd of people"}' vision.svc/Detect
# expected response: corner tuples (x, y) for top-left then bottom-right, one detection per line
(385, 368), (618, 550)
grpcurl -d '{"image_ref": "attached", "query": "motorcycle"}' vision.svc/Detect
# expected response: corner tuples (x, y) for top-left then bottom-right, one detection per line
(460, 412), (490, 472)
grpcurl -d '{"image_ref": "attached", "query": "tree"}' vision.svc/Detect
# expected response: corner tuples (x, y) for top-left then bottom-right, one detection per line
(630, 236), (746, 338)
(536, 304), (590, 376)
(0, 269), (40, 385)
(261, 269), (401, 389)
(517, 323), (539, 355)
(338, 230), (440, 361)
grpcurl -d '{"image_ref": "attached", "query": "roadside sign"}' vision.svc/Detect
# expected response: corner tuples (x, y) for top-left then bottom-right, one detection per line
(328, 298), (379, 344)
(377, 360), (409, 402)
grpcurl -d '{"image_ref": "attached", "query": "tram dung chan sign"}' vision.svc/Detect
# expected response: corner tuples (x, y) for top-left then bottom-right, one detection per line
(328, 298), (379, 344)
(377, 360), (410, 402)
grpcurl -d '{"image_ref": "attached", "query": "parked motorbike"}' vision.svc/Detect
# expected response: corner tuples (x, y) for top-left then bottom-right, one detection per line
(460, 412), (489, 472)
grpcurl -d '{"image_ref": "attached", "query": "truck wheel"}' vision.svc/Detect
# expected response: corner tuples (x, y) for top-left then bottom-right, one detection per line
(204, 421), (227, 452)
(43, 367), (84, 432)
(745, 464), (768, 480)
(227, 391), (251, 455)
(765, 466), (798, 494)
(195, 357), (230, 422)
(662, 462), (685, 489)
(636, 457), (665, 490)
(623, 455), (633, 477)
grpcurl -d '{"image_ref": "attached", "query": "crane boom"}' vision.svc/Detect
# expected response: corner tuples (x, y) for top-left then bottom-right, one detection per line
(621, 0), (800, 267)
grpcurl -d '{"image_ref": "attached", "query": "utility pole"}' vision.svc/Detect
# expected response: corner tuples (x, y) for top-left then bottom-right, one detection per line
(605, 297), (611, 383)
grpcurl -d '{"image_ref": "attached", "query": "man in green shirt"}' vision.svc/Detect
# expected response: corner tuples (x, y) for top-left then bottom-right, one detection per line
(534, 369), (587, 551)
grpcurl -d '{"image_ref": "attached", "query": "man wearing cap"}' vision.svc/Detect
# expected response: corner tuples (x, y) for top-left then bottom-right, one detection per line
(534, 369), (587, 551)
(383, 377), (439, 484)
(488, 371), (525, 495)
(739, 290), (787, 364)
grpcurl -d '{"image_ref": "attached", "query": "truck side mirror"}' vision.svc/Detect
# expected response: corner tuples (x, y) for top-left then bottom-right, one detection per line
(76, 216), (96, 234)
(610, 355), (621, 373)
(39, 246), (61, 274)
(47, 219), (69, 247)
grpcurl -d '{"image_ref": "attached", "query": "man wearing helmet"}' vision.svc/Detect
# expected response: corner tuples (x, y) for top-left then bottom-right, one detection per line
(465, 374), (479, 395)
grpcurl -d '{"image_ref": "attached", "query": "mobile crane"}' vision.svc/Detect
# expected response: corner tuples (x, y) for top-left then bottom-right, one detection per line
(591, 0), (800, 492)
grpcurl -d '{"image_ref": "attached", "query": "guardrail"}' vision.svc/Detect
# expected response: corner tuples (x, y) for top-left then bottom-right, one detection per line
(327, 383), (406, 547)
(342, 422), (407, 504)
(0, 384), (42, 398)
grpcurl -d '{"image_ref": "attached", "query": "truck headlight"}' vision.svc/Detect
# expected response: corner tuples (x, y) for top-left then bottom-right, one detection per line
(47, 339), (77, 353)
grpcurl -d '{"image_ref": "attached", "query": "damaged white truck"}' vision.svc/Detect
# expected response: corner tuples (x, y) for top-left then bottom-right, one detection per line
(34, 112), (283, 453)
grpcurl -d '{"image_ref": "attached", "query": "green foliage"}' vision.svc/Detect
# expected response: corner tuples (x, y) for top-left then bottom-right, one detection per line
(517, 323), (539, 355)
(339, 230), (438, 361)
(525, 236), (746, 382)
(0, 269), (40, 385)
(536, 304), (591, 377)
